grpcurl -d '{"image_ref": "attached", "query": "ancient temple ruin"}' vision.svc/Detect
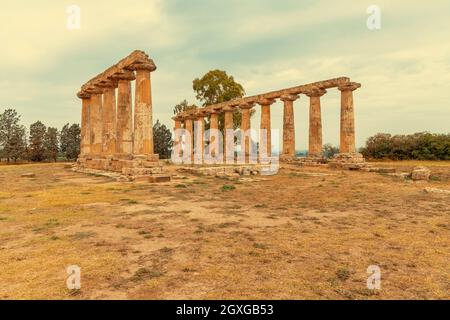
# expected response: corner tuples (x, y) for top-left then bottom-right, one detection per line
(173, 77), (362, 167)
(76, 50), (164, 180)
(75, 50), (363, 180)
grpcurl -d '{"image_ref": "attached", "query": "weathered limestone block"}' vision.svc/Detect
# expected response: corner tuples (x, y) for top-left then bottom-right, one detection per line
(411, 166), (431, 181)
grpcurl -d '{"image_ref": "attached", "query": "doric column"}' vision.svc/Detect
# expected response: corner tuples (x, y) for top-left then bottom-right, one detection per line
(172, 116), (183, 160)
(338, 82), (361, 153)
(184, 116), (194, 164)
(223, 106), (235, 164)
(111, 70), (135, 154)
(208, 110), (220, 159)
(280, 94), (299, 159)
(87, 87), (104, 156)
(306, 88), (326, 157)
(98, 80), (118, 155)
(258, 98), (275, 162)
(132, 60), (157, 156)
(194, 112), (205, 164)
(239, 102), (254, 163)
(78, 92), (91, 156)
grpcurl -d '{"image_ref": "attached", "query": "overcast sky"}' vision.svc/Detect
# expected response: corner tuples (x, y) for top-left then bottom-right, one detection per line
(1, 0), (449, 149)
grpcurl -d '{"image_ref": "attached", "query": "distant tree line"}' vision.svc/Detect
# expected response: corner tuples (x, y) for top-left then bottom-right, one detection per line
(0, 108), (174, 163)
(361, 132), (450, 160)
(0, 109), (80, 163)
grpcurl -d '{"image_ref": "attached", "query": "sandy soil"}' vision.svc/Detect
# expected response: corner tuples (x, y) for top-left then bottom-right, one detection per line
(0, 162), (448, 299)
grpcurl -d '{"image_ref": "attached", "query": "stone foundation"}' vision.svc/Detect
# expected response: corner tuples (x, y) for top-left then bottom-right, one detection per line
(282, 155), (329, 167)
(328, 153), (369, 170)
(74, 153), (170, 182)
(178, 164), (278, 177)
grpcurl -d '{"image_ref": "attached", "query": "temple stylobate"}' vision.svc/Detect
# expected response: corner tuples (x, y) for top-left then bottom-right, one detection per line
(76, 50), (165, 180)
(173, 77), (362, 164)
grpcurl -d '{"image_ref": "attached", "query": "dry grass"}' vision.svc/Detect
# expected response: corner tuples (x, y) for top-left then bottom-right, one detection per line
(0, 162), (449, 300)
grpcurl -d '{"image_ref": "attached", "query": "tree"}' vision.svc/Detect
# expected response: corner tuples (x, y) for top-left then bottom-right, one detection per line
(60, 123), (81, 161)
(0, 109), (26, 162)
(28, 121), (47, 162)
(192, 69), (249, 130)
(153, 120), (173, 159)
(44, 127), (59, 162)
(361, 132), (450, 160)
(322, 143), (339, 159)
(193, 70), (245, 106)
(173, 99), (198, 115)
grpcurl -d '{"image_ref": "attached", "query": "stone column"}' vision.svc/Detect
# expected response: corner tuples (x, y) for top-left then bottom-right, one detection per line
(258, 98), (275, 162)
(338, 82), (361, 154)
(88, 87), (104, 156)
(98, 80), (118, 155)
(240, 102), (254, 163)
(112, 70), (135, 154)
(172, 116), (183, 160)
(209, 110), (220, 159)
(132, 61), (157, 156)
(194, 113), (205, 164)
(184, 116), (194, 164)
(306, 88), (326, 157)
(223, 106), (235, 164)
(280, 94), (299, 159)
(78, 93), (91, 156)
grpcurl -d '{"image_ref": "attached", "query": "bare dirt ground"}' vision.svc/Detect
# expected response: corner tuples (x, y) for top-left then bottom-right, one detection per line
(0, 161), (449, 300)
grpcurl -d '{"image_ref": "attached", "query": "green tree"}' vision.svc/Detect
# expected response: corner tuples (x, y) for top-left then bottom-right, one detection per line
(192, 69), (250, 130)
(193, 69), (245, 106)
(60, 123), (81, 161)
(361, 132), (450, 160)
(172, 99), (198, 115)
(153, 120), (173, 159)
(44, 127), (59, 162)
(29, 121), (47, 162)
(322, 143), (339, 159)
(0, 109), (26, 162)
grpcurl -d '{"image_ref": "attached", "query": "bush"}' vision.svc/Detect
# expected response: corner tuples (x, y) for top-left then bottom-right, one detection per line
(361, 132), (450, 160)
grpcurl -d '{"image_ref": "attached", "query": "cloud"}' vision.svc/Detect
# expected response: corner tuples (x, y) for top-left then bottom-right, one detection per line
(0, 0), (449, 149)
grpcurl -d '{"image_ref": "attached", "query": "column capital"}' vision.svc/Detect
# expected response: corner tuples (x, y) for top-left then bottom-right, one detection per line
(85, 85), (103, 95)
(280, 94), (299, 102)
(110, 69), (136, 81)
(338, 82), (361, 92)
(239, 102), (255, 110)
(77, 91), (91, 99)
(128, 58), (157, 72)
(222, 105), (235, 113)
(305, 87), (327, 97)
(172, 115), (184, 121)
(257, 97), (276, 106)
(97, 79), (118, 89)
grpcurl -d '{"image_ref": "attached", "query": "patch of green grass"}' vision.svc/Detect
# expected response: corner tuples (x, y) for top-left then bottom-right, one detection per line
(0, 217), (7, 221)
(336, 268), (351, 281)
(131, 268), (163, 282)
(222, 185), (236, 191)
(70, 231), (96, 240)
(175, 184), (187, 188)
(253, 242), (268, 250)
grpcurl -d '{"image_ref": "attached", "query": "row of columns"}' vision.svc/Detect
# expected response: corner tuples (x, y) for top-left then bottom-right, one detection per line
(79, 64), (156, 158)
(174, 82), (360, 162)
